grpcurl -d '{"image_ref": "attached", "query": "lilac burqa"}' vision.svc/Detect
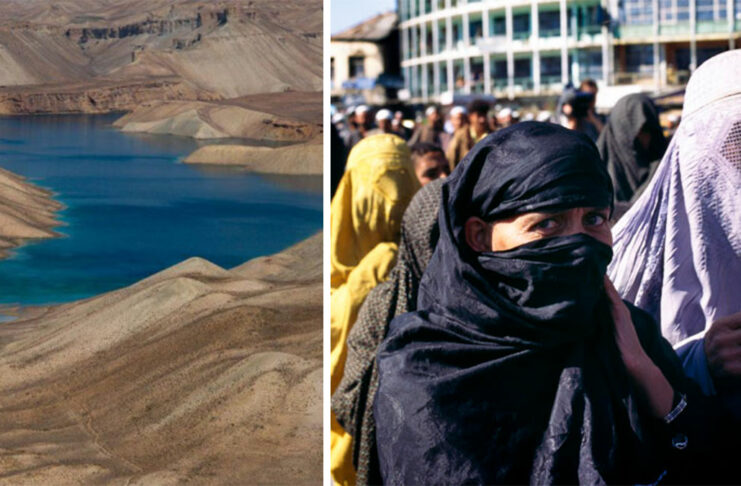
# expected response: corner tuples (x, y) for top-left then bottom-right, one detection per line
(608, 49), (741, 392)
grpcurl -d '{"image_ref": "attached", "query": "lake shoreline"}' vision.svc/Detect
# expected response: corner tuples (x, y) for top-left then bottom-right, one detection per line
(3, 91), (323, 176)
(0, 114), (321, 306)
(0, 167), (64, 261)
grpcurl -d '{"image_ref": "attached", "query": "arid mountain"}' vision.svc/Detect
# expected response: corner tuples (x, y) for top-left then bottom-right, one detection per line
(0, 0), (322, 113)
(0, 233), (322, 484)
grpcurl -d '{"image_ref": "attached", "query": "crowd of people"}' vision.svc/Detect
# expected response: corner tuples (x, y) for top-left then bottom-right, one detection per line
(330, 49), (741, 485)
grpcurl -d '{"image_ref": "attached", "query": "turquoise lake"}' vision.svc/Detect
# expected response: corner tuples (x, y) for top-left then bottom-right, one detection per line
(0, 114), (322, 306)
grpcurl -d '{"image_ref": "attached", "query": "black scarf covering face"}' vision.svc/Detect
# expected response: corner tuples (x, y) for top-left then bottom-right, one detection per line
(374, 123), (676, 485)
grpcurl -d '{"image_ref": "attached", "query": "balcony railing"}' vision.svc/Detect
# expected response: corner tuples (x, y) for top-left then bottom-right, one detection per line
(491, 78), (509, 91)
(539, 28), (561, 38)
(540, 75), (562, 85)
(617, 24), (653, 39)
(477, 35), (508, 49)
(659, 21), (691, 35)
(471, 79), (486, 93)
(514, 77), (534, 90)
(614, 72), (654, 85)
(578, 25), (602, 37)
(490, 77), (536, 91)
(696, 20), (728, 33)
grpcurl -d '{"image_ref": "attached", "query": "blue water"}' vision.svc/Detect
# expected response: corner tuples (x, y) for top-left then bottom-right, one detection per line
(0, 114), (322, 306)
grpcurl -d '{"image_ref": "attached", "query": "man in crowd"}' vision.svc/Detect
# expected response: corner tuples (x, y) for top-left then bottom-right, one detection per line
(391, 110), (412, 140)
(409, 105), (449, 149)
(446, 99), (490, 169)
(446, 105), (468, 135)
(496, 107), (513, 128)
(343, 104), (371, 150)
(368, 109), (394, 136)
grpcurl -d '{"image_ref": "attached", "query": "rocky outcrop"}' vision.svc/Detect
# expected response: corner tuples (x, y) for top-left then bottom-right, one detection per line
(62, 8), (233, 44)
(184, 143), (322, 175)
(0, 233), (322, 484)
(0, 167), (63, 259)
(0, 79), (219, 115)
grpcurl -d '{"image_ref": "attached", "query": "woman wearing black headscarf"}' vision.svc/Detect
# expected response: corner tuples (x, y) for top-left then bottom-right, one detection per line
(374, 123), (722, 485)
(596, 93), (667, 210)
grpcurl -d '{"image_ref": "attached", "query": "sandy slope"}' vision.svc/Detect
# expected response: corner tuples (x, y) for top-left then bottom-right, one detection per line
(0, 168), (63, 259)
(184, 143), (322, 175)
(113, 98), (321, 142)
(0, 233), (322, 484)
(114, 92), (324, 172)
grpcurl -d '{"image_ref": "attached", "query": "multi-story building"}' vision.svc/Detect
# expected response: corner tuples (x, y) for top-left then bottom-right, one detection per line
(398, 0), (740, 101)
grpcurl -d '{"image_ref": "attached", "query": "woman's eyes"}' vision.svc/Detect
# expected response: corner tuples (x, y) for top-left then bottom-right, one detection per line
(584, 212), (607, 226)
(529, 211), (607, 233)
(532, 218), (559, 231)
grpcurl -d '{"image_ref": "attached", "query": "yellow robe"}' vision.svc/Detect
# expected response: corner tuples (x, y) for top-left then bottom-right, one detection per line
(330, 134), (420, 485)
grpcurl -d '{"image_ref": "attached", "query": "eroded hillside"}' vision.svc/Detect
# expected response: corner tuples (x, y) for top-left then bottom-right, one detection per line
(0, 233), (323, 484)
(0, 0), (322, 114)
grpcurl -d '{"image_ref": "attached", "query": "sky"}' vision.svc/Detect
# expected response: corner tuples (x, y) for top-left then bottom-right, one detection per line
(331, 0), (397, 35)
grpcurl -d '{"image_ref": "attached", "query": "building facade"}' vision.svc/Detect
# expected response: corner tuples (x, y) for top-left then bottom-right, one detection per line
(331, 12), (403, 105)
(399, 0), (740, 101)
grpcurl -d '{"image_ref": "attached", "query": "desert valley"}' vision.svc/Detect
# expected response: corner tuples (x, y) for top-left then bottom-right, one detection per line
(0, 1), (323, 483)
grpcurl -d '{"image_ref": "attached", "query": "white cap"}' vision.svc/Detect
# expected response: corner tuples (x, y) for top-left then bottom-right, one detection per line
(375, 108), (393, 121)
(332, 113), (345, 124)
(498, 107), (512, 118)
(450, 106), (467, 116)
(523, 112), (535, 121)
(425, 105), (438, 117)
(511, 110), (520, 119)
(536, 110), (552, 122)
(355, 104), (370, 114)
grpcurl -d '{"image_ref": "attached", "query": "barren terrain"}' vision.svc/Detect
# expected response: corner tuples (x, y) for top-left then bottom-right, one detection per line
(0, 0), (322, 106)
(0, 2), (324, 483)
(0, 233), (322, 484)
(0, 0), (323, 157)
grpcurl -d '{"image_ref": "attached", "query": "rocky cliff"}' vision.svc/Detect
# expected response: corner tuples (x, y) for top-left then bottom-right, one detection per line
(0, 0), (322, 113)
(0, 78), (218, 115)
